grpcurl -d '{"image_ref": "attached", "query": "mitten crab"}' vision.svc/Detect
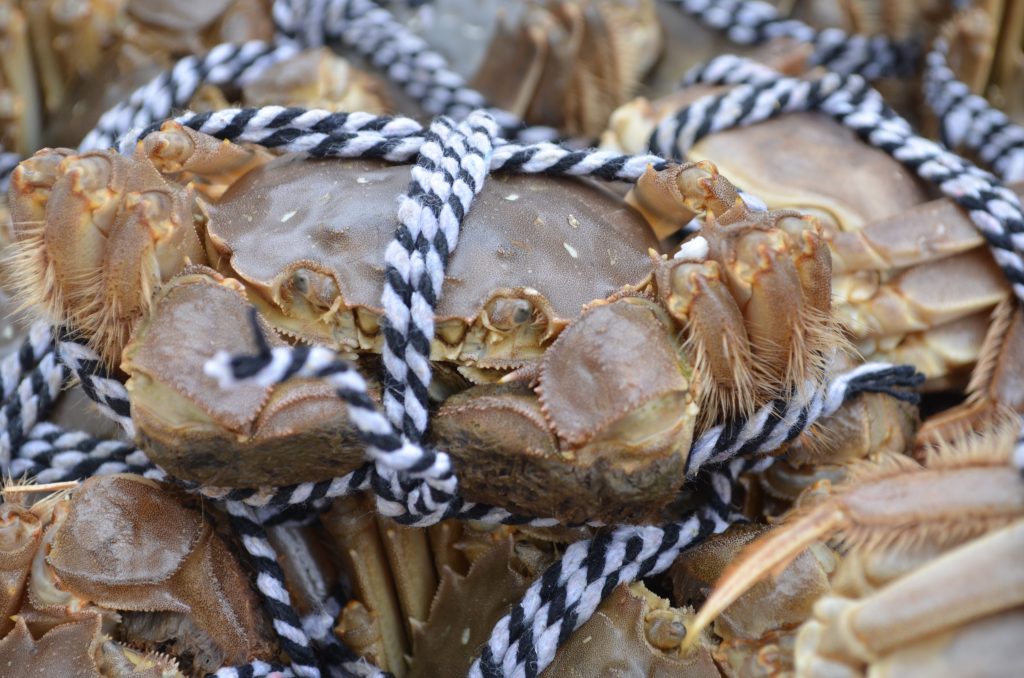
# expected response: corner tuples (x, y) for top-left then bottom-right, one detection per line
(8, 122), (838, 522)
(603, 87), (1014, 390)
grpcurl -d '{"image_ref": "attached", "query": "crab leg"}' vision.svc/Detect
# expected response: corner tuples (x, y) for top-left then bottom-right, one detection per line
(796, 519), (1024, 670)
(918, 298), (1024, 446)
(323, 493), (408, 676)
(375, 515), (438, 637)
(683, 419), (1024, 649)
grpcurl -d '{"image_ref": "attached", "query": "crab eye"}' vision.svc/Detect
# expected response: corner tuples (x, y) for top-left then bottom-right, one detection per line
(291, 271), (309, 294)
(289, 268), (339, 308)
(487, 297), (534, 331)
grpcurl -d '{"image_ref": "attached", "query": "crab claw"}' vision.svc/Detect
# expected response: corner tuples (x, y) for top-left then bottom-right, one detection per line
(7, 147), (206, 365)
(701, 202), (841, 404)
(433, 297), (697, 524)
(122, 269), (366, 486)
(625, 162), (739, 239)
(142, 120), (271, 199)
(655, 250), (759, 424)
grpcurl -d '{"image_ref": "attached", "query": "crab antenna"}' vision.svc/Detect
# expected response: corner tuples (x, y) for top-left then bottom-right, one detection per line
(682, 503), (846, 650)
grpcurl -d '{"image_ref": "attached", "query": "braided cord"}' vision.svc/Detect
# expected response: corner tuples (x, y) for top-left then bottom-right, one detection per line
(652, 56), (1024, 304)
(275, 0), (534, 136)
(924, 38), (1024, 183)
(469, 466), (745, 678)
(669, 0), (918, 79)
(81, 41), (299, 154)
(225, 501), (324, 678)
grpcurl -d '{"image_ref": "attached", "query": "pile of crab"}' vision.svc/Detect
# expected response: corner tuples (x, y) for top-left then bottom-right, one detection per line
(0, 0), (1022, 677)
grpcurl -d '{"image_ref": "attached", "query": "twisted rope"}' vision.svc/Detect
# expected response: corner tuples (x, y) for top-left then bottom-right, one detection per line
(81, 41), (300, 154)
(0, 326), (68, 471)
(56, 336), (135, 436)
(273, 0), (544, 137)
(124, 106), (665, 180)
(924, 37), (1024, 183)
(467, 462), (756, 678)
(650, 55), (1024, 304)
(0, 322), (56, 403)
(224, 501), (325, 678)
(670, 0), (919, 79)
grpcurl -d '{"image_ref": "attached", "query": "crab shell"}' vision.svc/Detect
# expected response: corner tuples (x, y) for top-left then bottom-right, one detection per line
(603, 89), (1012, 388)
(204, 154), (661, 370)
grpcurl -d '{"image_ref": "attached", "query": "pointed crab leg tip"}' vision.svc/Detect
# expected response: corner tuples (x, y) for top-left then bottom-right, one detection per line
(3, 480), (79, 494)
(685, 504), (847, 647)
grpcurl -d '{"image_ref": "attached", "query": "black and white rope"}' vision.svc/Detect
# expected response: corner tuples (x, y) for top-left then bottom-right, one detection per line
(467, 458), (768, 678)
(1, 322), (56, 404)
(0, 351), (68, 471)
(212, 660), (297, 678)
(924, 37), (1024, 183)
(124, 106), (667, 182)
(670, 0), (919, 79)
(225, 500), (325, 678)
(379, 111), (495, 444)
(55, 336), (135, 435)
(81, 41), (300, 154)
(272, 0), (544, 138)
(650, 55), (1024, 304)
(7, 422), (155, 483)
(685, 362), (922, 475)
(204, 327), (921, 507)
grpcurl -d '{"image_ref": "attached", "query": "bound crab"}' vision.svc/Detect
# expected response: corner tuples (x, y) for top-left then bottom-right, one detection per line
(603, 86), (1014, 391)
(8, 120), (840, 523)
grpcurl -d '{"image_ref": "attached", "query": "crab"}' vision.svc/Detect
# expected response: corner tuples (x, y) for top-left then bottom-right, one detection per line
(467, 0), (664, 137)
(0, 474), (276, 674)
(6, 120), (840, 522)
(680, 411), (1024, 673)
(793, 517), (1024, 676)
(602, 89), (1014, 390)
